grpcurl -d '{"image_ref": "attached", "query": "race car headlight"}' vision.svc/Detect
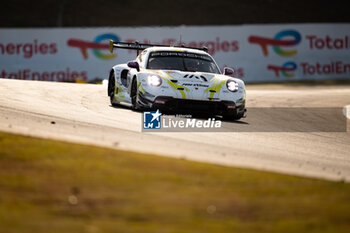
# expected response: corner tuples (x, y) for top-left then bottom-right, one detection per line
(147, 75), (162, 86)
(226, 80), (239, 92)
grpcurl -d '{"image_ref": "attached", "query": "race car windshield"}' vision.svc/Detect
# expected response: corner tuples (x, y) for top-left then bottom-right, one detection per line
(147, 51), (221, 74)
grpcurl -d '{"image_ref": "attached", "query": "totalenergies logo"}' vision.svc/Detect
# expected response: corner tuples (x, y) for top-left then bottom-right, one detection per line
(267, 61), (297, 77)
(248, 30), (301, 56)
(67, 33), (120, 60)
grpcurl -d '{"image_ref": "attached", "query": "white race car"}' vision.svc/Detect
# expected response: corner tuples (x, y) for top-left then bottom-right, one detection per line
(107, 41), (246, 120)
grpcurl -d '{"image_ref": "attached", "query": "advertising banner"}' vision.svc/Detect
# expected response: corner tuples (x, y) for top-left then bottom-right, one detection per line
(1, 24), (350, 83)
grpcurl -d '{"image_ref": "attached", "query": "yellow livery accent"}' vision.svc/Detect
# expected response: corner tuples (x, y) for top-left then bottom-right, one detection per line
(138, 82), (147, 94)
(204, 76), (226, 100)
(114, 82), (125, 101)
(157, 71), (189, 99)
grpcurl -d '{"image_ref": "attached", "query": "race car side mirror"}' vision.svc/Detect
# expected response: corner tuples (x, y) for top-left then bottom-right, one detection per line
(127, 61), (140, 72)
(223, 67), (234, 76)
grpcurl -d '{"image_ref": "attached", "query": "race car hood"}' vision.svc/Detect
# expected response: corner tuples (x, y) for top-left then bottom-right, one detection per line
(152, 70), (243, 87)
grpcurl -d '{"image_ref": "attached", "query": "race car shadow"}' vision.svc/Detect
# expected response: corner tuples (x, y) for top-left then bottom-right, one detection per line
(110, 104), (248, 125)
(109, 104), (149, 113)
(110, 103), (133, 111)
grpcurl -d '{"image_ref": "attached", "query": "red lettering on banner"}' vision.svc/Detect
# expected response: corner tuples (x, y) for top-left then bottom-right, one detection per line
(221, 41), (229, 52)
(301, 61), (350, 75)
(0, 68), (88, 82)
(188, 42), (197, 48)
(334, 39), (344, 49)
(42, 72), (49, 80)
(6, 43), (15, 54)
(306, 35), (349, 50)
(0, 70), (7, 78)
(315, 38), (325, 49)
(16, 44), (22, 53)
(0, 40), (57, 58)
(49, 44), (57, 54)
(125, 38), (239, 55)
(235, 67), (244, 78)
(231, 41), (239, 51)
(39, 44), (48, 54)
(23, 69), (30, 80)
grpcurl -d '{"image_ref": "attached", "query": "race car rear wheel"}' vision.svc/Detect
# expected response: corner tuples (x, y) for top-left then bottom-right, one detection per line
(108, 73), (116, 106)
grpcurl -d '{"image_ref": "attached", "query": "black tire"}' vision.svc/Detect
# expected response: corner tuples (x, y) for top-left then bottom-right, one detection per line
(222, 109), (245, 121)
(108, 73), (116, 106)
(130, 78), (138, 110)
(223, 115), (242, 121)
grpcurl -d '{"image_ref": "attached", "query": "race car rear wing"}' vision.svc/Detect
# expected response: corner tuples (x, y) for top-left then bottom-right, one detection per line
(109, 40), (208, 55)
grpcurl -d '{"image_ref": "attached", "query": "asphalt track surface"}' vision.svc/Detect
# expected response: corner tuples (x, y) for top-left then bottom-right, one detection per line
(0, 79), (349, 182)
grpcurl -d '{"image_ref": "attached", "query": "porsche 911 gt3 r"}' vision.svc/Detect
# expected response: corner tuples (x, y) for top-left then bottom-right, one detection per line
(107, 41), (246, 120)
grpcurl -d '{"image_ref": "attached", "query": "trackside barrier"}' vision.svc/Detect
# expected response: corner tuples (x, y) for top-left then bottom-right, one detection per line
(1, 24), (350, 83)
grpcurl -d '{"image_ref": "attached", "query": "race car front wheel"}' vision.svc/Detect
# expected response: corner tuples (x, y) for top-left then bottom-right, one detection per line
(223, 108), (246, 121)
(130, 78), (139, 110)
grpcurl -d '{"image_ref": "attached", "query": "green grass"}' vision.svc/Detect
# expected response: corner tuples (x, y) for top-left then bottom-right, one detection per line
(0, 132), (350, 233)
